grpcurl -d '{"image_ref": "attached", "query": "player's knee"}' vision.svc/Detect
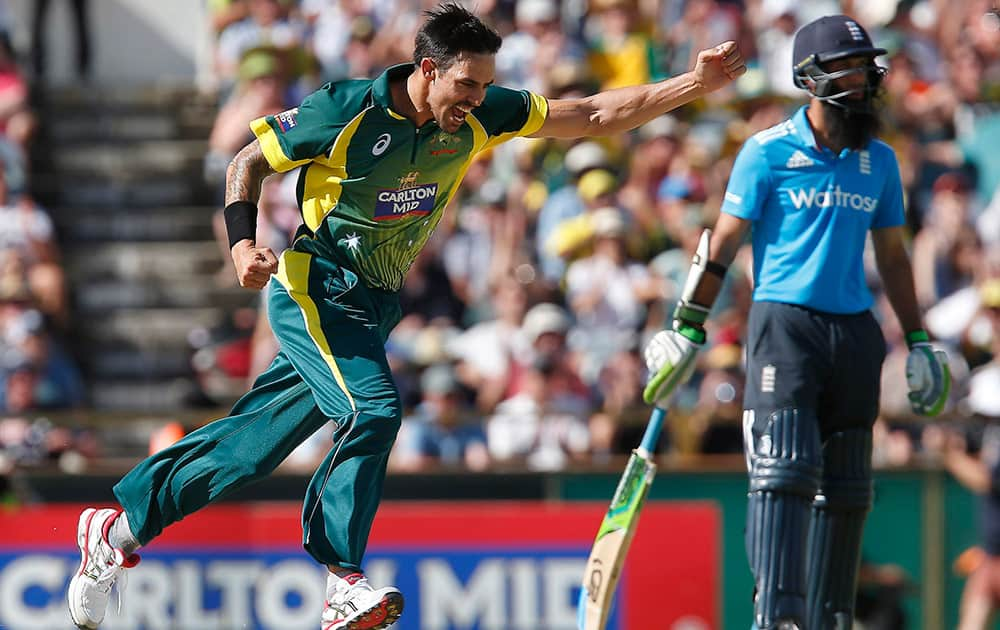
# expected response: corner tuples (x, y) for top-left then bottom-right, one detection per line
(357, 391), (403, 436)
(818, 429), (874, 511)
(748, 408), (822, 497)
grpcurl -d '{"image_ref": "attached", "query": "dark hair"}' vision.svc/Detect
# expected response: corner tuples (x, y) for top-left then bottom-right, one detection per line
(413, 3), (502, 72)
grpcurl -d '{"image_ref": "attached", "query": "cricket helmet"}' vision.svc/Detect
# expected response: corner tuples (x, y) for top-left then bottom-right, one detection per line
(792, 15), (887, 111)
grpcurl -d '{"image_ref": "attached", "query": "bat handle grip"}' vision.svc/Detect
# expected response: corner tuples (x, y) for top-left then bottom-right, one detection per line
(638, 406), (667, 456)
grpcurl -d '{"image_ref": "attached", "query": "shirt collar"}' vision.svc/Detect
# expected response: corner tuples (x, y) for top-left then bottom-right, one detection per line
(791, 105), (819, 150)
(372, 63), (417, 110)
(792, 103), (868, 158)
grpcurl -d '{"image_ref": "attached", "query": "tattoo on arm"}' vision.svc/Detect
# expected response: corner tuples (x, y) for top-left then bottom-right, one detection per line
(225, 140), (275, 206)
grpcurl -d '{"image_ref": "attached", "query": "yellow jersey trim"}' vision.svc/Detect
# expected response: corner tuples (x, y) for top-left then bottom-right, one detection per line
(250, 117), (311, 173)
(301, 107), (372, 232)
(274, 250), (357, 411)
(480, 92), (549, 153)
(444, 115), (491, 208)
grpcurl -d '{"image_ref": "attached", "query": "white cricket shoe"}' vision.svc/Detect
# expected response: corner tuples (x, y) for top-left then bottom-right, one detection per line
(68, 508), (140, 629)
(321, 572), (404, 630)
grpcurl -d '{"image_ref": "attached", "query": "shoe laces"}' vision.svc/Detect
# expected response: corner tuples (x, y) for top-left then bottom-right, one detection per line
(92, 545), (140, 614)
(324, 574), (373, 619)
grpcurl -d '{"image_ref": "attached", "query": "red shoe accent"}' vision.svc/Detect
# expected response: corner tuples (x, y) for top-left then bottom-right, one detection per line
(341, 572), (365, 585)
(77, 509), (98, 577)
(122, 553), (141, 568)
(99, 508), (141, 568)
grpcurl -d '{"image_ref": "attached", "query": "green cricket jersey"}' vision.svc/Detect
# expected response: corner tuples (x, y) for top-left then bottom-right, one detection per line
(251, 63), (548, 292)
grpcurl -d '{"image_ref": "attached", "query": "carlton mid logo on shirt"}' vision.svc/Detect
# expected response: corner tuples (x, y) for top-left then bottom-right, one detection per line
(374, 171), (438, 221)
(786, 185), (878, 213)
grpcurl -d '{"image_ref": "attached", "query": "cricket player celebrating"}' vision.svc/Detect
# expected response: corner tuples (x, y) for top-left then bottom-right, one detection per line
(644, 15), (950, 630)
(67, 4), (745, 629)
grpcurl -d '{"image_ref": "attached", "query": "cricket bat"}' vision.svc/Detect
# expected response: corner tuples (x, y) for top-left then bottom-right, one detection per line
(577, 406), (666, 630)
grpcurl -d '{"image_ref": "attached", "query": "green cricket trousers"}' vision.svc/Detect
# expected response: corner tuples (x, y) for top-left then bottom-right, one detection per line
(113, 250), (403, 569)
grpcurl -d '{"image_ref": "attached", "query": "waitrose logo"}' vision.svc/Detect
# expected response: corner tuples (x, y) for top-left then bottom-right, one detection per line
(787, 185), (878, 213)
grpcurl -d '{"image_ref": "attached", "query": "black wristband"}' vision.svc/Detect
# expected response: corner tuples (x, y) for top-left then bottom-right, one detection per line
(224, 201), (258, 250)
(705, 260), (728, 278)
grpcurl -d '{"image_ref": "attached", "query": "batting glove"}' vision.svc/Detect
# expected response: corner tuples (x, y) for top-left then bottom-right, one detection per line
(905, 330), (951, 417)
(642, 324), (705, 406)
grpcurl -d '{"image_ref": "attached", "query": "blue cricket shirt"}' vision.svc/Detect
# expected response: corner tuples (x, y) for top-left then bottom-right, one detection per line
(721, 105), (905, 314)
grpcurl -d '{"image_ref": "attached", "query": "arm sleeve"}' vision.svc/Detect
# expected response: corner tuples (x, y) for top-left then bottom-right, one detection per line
(472, 86), (548, 153)
(720, 139), (771, 221)
(249, 84), (351, 172)
(871, 153), (906, 229)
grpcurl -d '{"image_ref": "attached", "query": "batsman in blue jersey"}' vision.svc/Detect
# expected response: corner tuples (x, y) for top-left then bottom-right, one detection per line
(643, 15), (951, 630)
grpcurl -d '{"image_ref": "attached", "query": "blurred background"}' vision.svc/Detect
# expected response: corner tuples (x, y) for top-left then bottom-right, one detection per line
(0, 0), (998, 628)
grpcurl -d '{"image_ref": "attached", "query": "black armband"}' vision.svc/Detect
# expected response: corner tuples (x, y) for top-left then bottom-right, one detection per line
(224, 201), (258, 250)
(704, 259), (728, 279)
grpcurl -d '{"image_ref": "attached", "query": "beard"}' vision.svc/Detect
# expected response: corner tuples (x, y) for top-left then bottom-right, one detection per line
(819, 96), (883, 151)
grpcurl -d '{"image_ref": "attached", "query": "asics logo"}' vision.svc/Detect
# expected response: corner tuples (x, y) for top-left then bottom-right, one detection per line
(372, 134), (391, 156)
(787, 185), (878, 213)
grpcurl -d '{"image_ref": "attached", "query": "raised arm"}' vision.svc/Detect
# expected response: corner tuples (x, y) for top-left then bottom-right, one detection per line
(530, 42), (745, 139)
(224, 139), (280, 290)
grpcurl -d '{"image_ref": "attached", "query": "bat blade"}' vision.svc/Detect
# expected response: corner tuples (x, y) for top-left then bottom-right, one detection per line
(577, 448), (657, 630)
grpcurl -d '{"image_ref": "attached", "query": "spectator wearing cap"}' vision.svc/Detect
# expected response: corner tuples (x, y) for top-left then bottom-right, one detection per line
(505, 302), (590, 407)
(215, 0), (307, 86)
(544, 60), (596, 99)
(206, 46), (296, 195)
(486, 349), (591, 471)
(535, 141), (615, 281)
(390, 363), (489, 472)
(544, 168), (620, 262)
(565, 207), (663, 382)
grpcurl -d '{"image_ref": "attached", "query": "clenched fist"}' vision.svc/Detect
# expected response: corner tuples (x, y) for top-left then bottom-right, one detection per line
(231, 239), (278, 290)
(692, 41), (747, 93)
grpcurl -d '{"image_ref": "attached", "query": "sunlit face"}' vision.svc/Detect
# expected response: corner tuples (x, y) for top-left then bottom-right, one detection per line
(421, 53), (495, 133)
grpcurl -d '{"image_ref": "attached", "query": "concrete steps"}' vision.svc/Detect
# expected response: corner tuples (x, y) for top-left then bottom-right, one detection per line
(53, 206), (217, 242)
(35, 84), (239, 412)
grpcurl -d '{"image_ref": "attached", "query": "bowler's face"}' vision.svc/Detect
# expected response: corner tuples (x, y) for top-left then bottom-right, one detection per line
(424, 53), (495, 132)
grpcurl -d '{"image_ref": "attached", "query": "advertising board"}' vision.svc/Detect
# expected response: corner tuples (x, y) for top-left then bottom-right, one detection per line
(0, 502), (718, 629)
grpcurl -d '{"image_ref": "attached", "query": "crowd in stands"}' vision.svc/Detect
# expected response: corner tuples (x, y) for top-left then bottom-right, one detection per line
(2, 0), (1000, 480)
(0, 7), (89, 486)
(194, 0), (1000, 474)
